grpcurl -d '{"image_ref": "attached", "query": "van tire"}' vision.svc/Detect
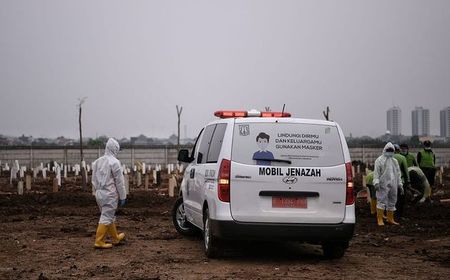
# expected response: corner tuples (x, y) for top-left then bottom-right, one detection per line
(322, 242), (348, 259)
(203, 208), (223, 258)
(172, 197), (197, 236)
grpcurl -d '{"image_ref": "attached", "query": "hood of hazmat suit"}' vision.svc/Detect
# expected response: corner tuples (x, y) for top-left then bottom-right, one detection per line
(92, 138), (126, 224)
(373, 142), (402, 188)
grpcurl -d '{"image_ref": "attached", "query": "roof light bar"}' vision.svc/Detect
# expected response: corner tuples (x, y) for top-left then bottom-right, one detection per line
(214, 110), (292, 119)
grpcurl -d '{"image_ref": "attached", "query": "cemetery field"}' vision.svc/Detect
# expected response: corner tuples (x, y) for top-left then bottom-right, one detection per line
(1, 172), (450, 279)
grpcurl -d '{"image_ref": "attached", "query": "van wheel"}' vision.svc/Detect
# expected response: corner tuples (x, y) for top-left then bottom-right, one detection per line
(203, 208), (222, 258)
(172, 197), (197, 236)
(322, 242), (348, 259)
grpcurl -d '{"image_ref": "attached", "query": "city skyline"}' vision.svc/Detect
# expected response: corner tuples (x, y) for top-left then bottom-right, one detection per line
(386, 105), (449, 137)
(441, 107), (450, 138)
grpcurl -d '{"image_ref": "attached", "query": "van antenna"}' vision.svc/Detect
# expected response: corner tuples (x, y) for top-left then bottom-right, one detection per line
(281, 104), (285, 115)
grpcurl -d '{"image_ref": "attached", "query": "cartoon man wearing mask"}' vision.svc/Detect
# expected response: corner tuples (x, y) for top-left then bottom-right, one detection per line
(252, 132), (274, 166)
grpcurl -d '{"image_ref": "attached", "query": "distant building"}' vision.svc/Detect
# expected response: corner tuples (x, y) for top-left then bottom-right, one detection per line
(441, 106), (450, 138)
(130, 134), (155, 145)
(412, 107), (430, 136)
(387, 106), (401, 136)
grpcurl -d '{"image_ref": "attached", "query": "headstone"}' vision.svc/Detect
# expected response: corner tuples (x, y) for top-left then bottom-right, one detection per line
(64, 165), (67, 178)
(144, 174), (149, 191)
(33, 167), (38, 178)
(153, 170), (157, 184)
(56, 165), (61, 186)
(10, 164), (18, 184)
(356, 165), (360, 174)
(137, 172), (142, 187)
(124, 174), (130, 195)
(168, 176), (176, 197)
(142, 163), (146, 175)
(42, 168), (47, 179)
(17, 181), (24, 195)
(53, 178), (58, 192)
(26, 175), (32, 190)
(177, 164), (184, 174)
(19, 167), (25, 178)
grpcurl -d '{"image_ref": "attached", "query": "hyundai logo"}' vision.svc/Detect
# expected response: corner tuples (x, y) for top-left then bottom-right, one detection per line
(282, 176), (298, 184)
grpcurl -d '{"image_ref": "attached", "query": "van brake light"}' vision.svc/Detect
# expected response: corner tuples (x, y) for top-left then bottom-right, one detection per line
(345, 162), (355, 205)
(218, 159), (231, 202)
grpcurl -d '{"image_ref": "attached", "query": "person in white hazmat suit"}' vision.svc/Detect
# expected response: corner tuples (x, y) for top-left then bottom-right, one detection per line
(92, 138), (127, 249)
(373, 142), (403, 226)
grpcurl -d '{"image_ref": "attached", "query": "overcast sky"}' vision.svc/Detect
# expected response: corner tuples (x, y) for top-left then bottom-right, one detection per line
(1, 0), (449, 139)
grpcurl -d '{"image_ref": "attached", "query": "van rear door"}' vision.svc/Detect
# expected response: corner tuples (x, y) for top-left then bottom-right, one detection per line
(230, 119), (347, 224)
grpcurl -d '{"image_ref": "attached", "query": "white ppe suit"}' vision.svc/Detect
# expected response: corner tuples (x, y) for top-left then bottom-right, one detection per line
(92, 138), (126, 225)
(373, 142), (403, 211)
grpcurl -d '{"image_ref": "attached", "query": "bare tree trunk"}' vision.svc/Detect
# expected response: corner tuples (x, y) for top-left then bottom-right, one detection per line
(79, 102), (87, 189)
(323, 106), (330, 121)
(176, 105), (183, 153)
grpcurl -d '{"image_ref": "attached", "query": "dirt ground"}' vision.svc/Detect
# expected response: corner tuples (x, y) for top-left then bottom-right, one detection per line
(1, 171), (450, 280)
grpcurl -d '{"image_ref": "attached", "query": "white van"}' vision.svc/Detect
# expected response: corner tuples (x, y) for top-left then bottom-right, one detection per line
(172, 110), (355, 259)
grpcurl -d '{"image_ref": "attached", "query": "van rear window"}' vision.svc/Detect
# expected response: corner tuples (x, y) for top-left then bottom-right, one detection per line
(231, 122), (344, 167)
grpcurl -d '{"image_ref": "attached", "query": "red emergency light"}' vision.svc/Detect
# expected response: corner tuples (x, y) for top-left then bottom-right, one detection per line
(214, 110), (291, 118)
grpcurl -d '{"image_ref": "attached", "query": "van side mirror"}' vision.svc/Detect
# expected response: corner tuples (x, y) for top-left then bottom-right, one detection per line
(178, 149), (193, 163)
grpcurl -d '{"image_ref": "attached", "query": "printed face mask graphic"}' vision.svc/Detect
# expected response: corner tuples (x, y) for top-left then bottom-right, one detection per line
(257, 138), (269, 151)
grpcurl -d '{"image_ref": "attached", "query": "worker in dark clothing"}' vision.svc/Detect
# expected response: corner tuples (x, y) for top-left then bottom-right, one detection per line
(417, 140), (436, 191)
(393, 144), (410, 219)
(400, 143), (417, 168)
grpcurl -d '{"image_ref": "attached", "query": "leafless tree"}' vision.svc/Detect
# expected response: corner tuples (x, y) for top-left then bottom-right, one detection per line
(176, 105), (183, 152)
(323, 106), (330, 121)
(77, 97), (87, 188)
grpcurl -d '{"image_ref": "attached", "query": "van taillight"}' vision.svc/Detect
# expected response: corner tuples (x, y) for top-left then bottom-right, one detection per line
(345, 162), (355, 205)
(218, 159), (231, 202)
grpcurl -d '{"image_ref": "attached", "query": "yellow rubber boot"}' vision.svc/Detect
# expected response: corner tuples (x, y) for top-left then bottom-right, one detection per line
(376, 208), (385, 226)
(108, 223), (125, 245)
(94, 224), (113, 249)
(370, 198), (377, 215)
(387, 211), (399, 225)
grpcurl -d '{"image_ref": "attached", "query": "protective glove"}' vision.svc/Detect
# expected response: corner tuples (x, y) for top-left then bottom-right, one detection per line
(118, 199), (127, 207)
(399, 186), (404, 195)
(374, 183), (380, 191)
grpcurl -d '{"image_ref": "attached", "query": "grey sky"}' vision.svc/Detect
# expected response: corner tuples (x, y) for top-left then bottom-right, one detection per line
(1, 0), (449, 139)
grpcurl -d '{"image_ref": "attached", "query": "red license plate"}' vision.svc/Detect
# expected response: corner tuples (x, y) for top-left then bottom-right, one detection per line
(272, 197), (307, 208)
